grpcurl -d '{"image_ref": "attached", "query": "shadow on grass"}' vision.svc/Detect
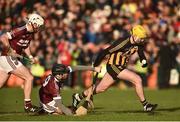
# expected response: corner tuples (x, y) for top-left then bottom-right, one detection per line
(157, 107), (180, 112)
(1, 106), (180, 117)
(93, 107), (104, 110)
(90, 106), (180, 115)
(91, 110), (145, 114)
(90, 110), (161, 116)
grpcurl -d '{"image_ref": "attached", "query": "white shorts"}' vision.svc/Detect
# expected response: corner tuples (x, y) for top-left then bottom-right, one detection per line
(0, 56), (23, 73)
(40, 100), (59, 113)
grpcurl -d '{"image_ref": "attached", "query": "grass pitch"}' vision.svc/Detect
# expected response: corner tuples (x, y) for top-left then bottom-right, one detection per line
(0, 87), (180, 121)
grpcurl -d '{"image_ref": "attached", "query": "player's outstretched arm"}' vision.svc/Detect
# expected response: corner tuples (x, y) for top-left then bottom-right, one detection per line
(53, 98), (73, 116)
(93, 49), (109, 67)
(94, 38), (130, 67)
(69, 65), (101, 73)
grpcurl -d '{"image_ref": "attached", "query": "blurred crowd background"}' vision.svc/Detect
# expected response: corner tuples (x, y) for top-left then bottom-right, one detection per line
(0, 0), (179, 89)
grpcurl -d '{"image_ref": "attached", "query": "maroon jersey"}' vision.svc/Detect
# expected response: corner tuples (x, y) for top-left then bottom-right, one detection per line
(39, 75), (62, 104)
(2, 25), (34, 55)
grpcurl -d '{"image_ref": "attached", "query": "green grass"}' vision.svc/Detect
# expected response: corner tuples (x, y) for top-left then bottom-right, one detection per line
(0, 87), (180, 121)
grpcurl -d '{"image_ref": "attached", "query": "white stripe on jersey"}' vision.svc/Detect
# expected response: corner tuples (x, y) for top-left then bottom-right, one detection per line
(53, 96), (61, 100)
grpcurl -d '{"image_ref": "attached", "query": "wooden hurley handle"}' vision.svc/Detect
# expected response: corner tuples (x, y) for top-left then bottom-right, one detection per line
(85, 86), (93, 101)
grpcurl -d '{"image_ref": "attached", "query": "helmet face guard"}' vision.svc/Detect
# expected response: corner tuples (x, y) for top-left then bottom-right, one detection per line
(52, 64), (70, 76)
(27, 13), (44, 31)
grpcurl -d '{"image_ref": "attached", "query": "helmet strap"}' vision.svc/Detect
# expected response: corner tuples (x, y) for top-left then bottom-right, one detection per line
(131, 35), (136, 44)
(54, 75), (61, 82)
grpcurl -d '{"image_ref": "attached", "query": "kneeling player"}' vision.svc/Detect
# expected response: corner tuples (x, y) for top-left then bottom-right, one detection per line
(39, 64), (100, 115)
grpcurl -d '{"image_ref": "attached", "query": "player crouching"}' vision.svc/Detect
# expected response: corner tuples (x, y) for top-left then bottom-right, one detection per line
(39, 64), (100, 115)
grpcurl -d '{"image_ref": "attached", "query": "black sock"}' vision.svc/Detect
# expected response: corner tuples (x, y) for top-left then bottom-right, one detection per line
(141, 99), (148, 106)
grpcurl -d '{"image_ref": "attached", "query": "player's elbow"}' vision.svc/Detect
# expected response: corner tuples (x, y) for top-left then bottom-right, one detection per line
(0, 34), (9, 47)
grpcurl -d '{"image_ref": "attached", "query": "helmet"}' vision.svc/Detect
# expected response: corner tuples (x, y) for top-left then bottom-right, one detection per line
(28, 13), (44, 27)
(130, 25), (147, 39)
(52, 64), (69, 76)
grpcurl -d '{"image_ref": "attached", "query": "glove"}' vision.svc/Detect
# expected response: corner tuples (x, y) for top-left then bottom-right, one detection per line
(28, 55), (38, 64)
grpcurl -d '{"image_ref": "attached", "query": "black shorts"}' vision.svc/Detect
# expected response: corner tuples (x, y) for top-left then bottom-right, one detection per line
(106, 64), (124, 80)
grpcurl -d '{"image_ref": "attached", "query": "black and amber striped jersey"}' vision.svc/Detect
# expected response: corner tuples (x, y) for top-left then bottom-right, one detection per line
(107, 46), (138, 67)
(93, 37), (147, 67)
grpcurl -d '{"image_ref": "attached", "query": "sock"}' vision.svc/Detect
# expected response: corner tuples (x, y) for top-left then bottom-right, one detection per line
(24, 99), (32, 108)
(141, 99), (148, 106)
